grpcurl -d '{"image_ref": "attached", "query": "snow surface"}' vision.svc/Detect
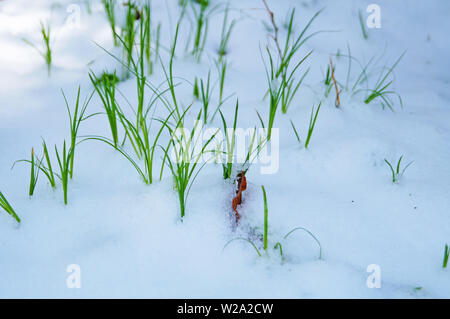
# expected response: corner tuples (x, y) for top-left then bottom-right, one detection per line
(0, 0), (450, 298)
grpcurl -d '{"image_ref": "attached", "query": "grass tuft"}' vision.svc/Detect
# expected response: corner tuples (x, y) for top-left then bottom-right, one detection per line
(161, 109), (218, 218)
(23, 21), (52, 76)
(62, 87), (94, 180)
(90, 71), (120, 147)
(218, 4), (236, 61)
(190, 0), (211, 61)
(363, 52), (406, 110)
(13, 140), (57, 190)
(121, 2), (139, 76)
(291, 102), (321, 149)
(260, 4), (321, 138)
(384, 155), (413, 184)
(87, 25), (176, 186)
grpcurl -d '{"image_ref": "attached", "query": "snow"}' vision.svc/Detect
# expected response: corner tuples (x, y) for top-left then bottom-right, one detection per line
(0, 0), (449, 298)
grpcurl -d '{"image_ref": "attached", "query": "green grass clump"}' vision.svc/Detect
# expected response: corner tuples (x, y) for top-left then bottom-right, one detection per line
(276, 8), (316, 114)
(84, 106), (172, 186)
(260, 6), (320, 139)
(330, 48), (405, 110)
(88, 22), (176, 186)
(384, 155), (413, 184)
(23, 21), (52, 76)
(13, 140), (57, 190)
(161, 110), (217, 218)
(290, 102), (321, 149)
(62, 87), (94, 180)
(90, 71), (119, 147)
(85, 71), (171, 185)
(266, 5), (322, 79)
(363, 52), (405, 110)
(40, 21), (52, 76)
(217, 4), (236, 61)
(262, 46), (311, 140)
(187, 0), (220, 61)
(262, 48), (283, 141)
(0, 192), (20, 223)
(90, 71), (120, 87)
(281, 65), (309, 114)
(11, 88), (87, 204)
(191, 0), (209, 61)
(12, 140), (69, 205)
(161, 109), (218, 218)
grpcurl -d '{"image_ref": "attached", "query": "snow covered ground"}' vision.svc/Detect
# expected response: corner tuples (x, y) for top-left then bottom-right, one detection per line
(0, 0), (449, 298)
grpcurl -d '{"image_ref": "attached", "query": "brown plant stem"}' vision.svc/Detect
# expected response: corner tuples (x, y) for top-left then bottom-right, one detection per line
(330, 57), (340, 107)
